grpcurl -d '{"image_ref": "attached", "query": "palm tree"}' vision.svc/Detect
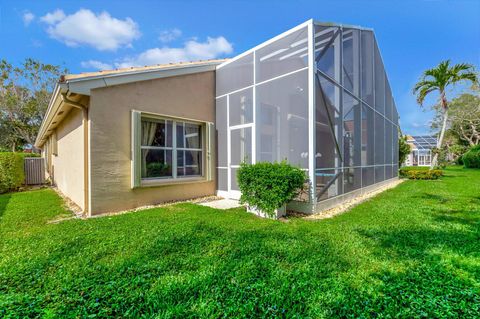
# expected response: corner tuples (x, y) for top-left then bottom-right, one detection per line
(413, 60), (477, 168)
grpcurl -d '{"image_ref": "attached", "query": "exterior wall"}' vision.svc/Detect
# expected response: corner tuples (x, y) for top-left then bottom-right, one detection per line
(88, 71), (216, 214)
(51, 107), (85, 210)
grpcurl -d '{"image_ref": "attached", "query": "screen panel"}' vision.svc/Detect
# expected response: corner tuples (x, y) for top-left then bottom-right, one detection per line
(342, 28), (360, 96)
(374, 40), (385, 115)
(216, 53), (253, 96)
(315, 24), (341, 83)
(361, 104), (375, 166)
(343, 91), (362, 168)
(374, 112), (385, 165)
(256, 69), (309, 168)
(344, 167), (361, 193)
(385, 121), (393, 164)
(360, 30), (374, 106)
(256, 27), (308, 83)
(362, 167), (374, 187)
(375, 165), (385, 183)
(229, 88), (253, 126)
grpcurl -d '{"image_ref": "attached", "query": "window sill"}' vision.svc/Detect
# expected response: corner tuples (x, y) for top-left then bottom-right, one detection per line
(139, 176), (209, 188)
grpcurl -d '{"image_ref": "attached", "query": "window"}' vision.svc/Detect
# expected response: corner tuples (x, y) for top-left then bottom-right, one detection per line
(132, 111), (212, 187)
(141, 117), (203, 179)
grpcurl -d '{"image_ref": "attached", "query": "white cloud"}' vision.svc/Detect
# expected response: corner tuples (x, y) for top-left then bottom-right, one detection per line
(40, 9), (65, 24)
(31, 40), (43, 47)
(115, 36), (233, 68)
(81, 60), (113, 70)
(22, 12), (35, 26)
(159, 28), (182, 43)
(40, 9), (140, 51)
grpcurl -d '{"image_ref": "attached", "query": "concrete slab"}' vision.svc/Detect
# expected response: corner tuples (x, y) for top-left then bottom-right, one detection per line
(199, 199), (243, 210)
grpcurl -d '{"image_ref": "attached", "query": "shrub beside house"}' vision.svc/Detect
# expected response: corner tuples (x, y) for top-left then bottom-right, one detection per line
(462, 145), (480, 168)
(0, 152), (25, 193)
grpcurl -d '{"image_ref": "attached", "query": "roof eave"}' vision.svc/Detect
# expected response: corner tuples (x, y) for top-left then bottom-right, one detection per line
(35, 61), (223, 148)
(35, 83), (67, 148)
(65, 62), (221, 95)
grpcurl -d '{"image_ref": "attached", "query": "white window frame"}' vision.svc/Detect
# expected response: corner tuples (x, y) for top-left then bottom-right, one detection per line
(131, 111), (214, 188)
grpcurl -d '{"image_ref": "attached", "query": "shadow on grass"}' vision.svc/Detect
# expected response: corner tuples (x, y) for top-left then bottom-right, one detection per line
(432, 205), (480, 227)
(412, 192), (450, 203)
(470, 196), (480, 205)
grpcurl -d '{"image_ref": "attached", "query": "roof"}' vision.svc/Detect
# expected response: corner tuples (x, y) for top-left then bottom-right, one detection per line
(410, 135), (438, 150)
(62, 59), (229, 81)
(35, 59), (227, 148)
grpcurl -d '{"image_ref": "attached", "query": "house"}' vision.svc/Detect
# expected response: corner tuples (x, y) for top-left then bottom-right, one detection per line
(35, 19), (400, 216)
(404, 135), (437, 166)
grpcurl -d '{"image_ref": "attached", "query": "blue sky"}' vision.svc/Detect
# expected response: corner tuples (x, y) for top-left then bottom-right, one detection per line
(1, 0), (479, 135)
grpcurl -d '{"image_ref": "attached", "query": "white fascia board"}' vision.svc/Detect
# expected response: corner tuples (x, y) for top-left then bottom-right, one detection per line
(312, 20), (374, 32)
(35, 83), (68, 148)
(66, 63), (219, 95)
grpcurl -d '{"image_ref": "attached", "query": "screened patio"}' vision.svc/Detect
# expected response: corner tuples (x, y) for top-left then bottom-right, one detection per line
(408, 135), (437, 166)
(215, 19), (399, 212)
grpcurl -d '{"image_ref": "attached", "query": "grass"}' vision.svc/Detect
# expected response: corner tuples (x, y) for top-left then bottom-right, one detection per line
(1, 166), (479, 318)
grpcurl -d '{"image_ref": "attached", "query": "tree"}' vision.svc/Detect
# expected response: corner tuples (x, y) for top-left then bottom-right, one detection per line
(0, 59), (65, 152)
(413, 60), (477, 168)
(398, 135), (411, 166)
(430, 90), (480, 162)
(448, 91), (480, 146)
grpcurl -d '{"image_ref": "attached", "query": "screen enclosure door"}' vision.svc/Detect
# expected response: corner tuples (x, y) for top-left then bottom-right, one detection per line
(228, 125), (252, 199)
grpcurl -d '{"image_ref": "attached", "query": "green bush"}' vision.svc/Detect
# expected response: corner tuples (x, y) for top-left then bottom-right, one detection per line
(17, 152), (41, 158)
(0, 152), (25, 193)
(146, 162), (170, 177)
(456, 155), (464, 165)
(237, 161), (306, 216)
(399, 168), (443, 180)
(462, 145), (480, 168)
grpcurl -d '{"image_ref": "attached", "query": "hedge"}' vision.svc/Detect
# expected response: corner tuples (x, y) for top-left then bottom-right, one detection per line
(0, 152), (25, 193)
(399, 168), (443, 180)
(462, 145), (480, 168)
(237, 161), (306, 216)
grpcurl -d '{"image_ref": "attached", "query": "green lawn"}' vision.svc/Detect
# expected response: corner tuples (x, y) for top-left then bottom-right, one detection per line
(1, 167), (479, 318)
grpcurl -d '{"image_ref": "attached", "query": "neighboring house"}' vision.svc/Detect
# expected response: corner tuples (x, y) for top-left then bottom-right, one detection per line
(404, 135), (437, 166)
(35, 19), (400, 216)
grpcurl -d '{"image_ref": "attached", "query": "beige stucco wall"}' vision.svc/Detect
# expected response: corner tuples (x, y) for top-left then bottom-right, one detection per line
(51, 107), (85, 210)
(88, 71), (216, 215)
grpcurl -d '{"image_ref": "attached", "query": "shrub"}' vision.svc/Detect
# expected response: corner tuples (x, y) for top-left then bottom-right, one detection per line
(432, 147), (448, 169)
(146, 162), (170, 176)
(456, 155), (464, 166)
(398, 135), (411, 165)
(462, 145), (480, 168)
(17, 152), (41, 158)
(399, 168), (443, 180)
(237, 161), (306, 216)
(0, 152), (25, 193)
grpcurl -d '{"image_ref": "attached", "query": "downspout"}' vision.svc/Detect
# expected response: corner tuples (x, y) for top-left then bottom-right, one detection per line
(61, 93), (89, 216)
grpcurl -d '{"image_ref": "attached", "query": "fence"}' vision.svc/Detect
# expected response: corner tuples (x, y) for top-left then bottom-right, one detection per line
(24, 157), (45, 185)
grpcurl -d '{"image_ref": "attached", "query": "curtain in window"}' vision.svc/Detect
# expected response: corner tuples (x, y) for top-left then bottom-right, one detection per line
(185, 124), (200, 171)
(141, 121), (158, 177)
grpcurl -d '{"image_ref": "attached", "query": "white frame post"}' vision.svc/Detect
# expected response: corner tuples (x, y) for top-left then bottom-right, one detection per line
(307, 20), (316, 206)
